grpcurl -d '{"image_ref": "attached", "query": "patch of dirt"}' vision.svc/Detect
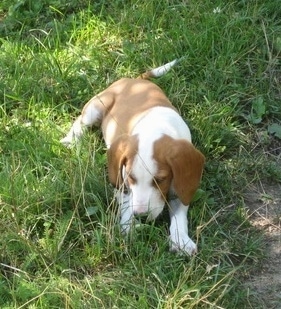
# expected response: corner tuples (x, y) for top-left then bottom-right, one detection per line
(244, 182), (281, 308)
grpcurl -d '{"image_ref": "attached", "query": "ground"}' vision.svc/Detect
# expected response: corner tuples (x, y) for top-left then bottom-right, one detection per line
(245, 181), (281, 308)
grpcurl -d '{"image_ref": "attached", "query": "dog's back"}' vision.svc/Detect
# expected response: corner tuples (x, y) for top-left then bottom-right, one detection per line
(101, 78), (177, 145)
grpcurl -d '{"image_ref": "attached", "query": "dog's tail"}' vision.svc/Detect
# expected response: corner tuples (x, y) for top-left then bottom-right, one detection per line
(138, 58), (182, 79)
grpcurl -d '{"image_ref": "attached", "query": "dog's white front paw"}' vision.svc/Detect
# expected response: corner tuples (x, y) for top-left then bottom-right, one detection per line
(120, 222), (132, 235)
(169, 234), (197, 256)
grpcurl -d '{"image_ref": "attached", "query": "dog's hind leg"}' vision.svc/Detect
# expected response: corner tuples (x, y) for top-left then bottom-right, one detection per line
(60, 91), (114, 146)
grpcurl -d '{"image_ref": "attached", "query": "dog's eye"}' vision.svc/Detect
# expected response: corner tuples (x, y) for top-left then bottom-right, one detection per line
(154, 177), (166, 184)
(127, 174), (136, 184)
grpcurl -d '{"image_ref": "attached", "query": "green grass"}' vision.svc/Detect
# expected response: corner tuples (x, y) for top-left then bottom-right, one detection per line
(1, 0), (281, 308)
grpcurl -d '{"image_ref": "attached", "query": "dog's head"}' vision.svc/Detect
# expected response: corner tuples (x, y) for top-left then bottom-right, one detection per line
(107, 134), (205, 217)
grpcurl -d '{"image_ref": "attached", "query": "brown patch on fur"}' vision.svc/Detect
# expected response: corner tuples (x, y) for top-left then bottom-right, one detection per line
(100, 78), (177, 144)
(153, 135), (205, 205)
(80, 78), (178, 148)
(107, 135), (139, 188)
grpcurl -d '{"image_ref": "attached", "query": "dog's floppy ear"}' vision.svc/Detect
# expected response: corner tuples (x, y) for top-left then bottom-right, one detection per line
(107, 135), (138, 188)
(167, 139), (205, 205)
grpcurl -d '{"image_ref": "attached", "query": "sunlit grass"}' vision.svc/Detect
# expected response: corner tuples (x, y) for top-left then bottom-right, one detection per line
(0, 0), (280, 308)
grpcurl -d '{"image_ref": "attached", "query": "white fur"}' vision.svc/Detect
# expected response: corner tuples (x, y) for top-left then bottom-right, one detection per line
(60, 97), (102, 147)
(150, 59), (179, 77)
(132, 106), (192, 141)
(169, 199), (197, 255)
(124, 106), (190, 220)
(60, 115), (84, 146)
(116, 190), (134, 234)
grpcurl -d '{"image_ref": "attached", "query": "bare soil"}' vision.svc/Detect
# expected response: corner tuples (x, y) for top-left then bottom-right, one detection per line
(244, 181), (281, 308)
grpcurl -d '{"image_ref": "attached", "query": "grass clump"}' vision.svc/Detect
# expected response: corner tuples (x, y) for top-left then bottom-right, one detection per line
(1, 0), (280, 308)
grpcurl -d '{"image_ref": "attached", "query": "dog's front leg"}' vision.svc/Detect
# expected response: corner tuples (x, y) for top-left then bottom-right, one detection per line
(169, 198), (197, 255)
(115, 190), (134, 234)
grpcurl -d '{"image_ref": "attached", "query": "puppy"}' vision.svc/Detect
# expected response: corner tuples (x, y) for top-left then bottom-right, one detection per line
(61, 60), (205, 255)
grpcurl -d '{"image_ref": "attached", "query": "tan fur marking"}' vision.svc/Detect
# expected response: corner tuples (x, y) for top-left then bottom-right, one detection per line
(153, 135), (205, 205)
(101, 78), (177, 145)
(107, 135), (139, 188)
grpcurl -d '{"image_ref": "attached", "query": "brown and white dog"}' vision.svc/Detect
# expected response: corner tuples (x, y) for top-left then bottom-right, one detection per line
(61, 60), (205, 255)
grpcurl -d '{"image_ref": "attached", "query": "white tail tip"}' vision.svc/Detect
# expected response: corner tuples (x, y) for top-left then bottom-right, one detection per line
(149, 59), (179, 78)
